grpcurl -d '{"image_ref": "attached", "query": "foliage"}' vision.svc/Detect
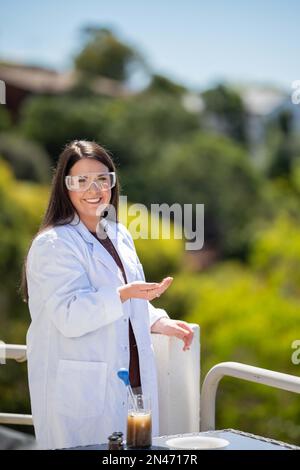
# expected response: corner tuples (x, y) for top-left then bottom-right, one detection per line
(0, 133), (51, 183)
(202, 84), (248, 145)
(20, 95), (109, 159)
(74, 27), (146, 82)
(0, 158), (49, 425)
(0, 106), (11, 132)
(265, 110), (298, 179)
(120, 204), (185, 281)
(143, 74), (187, 96)
(20, 93), (200, 165)
(160, 252), (300, 444)
(145, 132), (262, 257)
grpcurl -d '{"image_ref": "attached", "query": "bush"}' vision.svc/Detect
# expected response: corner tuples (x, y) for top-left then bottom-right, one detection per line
(0, 133), (51, 183)
(119, 201), (185, 280)
(0, 107), (11, 131)
(0, 157), (49, 427)
(157, 261), (300, 444)
(20, 93), (200, 168)
(146, 132), (262, 257)
(20, 95), (110, 159)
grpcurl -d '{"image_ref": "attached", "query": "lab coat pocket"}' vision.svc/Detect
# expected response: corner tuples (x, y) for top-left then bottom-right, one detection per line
(54, 359), (107, 419)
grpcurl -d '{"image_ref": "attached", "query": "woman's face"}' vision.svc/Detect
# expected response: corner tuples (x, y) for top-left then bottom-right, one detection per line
(67, 158), (112, 224)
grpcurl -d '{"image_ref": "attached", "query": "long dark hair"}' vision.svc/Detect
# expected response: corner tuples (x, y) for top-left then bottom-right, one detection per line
(19, 140), (120, 303)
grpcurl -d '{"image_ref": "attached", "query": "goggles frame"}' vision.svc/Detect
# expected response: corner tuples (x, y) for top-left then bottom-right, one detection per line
(65, 171), (116, 192)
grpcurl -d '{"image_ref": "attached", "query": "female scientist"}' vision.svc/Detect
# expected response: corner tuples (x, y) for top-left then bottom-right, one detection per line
(21, 140), (194, 449)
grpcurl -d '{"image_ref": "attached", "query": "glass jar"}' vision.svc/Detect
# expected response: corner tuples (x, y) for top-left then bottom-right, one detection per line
(126, 394), (152, 449)
(108, 434), (120, 450)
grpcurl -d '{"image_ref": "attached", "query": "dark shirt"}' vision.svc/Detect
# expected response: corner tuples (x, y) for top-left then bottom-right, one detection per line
(89, 230), (141, 388)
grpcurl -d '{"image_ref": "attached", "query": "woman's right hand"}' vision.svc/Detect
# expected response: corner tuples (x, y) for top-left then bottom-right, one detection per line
(118, 277), (173, 303)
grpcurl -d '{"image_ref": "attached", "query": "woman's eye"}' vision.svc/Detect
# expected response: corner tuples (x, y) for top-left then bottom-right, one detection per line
(78, 178), (87, 183)
(97, 176), (108, 183)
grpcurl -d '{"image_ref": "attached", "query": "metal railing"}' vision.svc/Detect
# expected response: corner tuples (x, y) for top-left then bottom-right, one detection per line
(0, 344), (33, 426)
(3, 347), (300, 434)
(200, 361), (300, 431)
(0, 329), (201, 433)
(1, 345), (27, 363)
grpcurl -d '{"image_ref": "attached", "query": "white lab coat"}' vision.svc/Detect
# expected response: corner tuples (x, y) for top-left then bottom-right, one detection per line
(26, 213), (169, 449)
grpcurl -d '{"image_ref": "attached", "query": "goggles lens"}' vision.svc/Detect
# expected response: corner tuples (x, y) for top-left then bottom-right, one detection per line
(65, 172), (116, 192)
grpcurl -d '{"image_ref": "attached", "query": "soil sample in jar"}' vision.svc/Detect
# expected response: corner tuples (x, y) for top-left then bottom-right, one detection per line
(127, 410), (152, 448)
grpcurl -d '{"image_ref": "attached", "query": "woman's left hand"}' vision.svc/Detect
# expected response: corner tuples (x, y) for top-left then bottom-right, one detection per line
(151, 318), (194, 351)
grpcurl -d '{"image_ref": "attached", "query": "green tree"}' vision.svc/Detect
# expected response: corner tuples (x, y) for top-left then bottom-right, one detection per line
(0, 133), (51, 182)
(74, 27), (145, 82)
(96, 94), (200, 167)
(159, 256), (300, 444)
(146, 132), (262, 257)
(0, 158), (49, 428)
(20, 93), (200, 170)
(0, 158), (49, 332)
(202, 84), (248, 145)
(266, 110), (299, 179)
(143, 74), (187, 96)
(250, 213), (300, 296)
(20, 95), (109, 159)
(0, 106), (11, 131)
(119, 203), (185, 281)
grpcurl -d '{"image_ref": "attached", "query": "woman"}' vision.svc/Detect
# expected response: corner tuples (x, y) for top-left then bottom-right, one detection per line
(21, 140), (194, 450)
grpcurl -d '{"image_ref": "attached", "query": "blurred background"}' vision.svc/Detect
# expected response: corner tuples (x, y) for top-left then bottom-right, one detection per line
(1, 0), (300, 444)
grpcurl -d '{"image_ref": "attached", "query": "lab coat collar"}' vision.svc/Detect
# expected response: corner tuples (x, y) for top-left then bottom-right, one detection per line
(69, 212), (118, 244)
(68, 213), (137, 284)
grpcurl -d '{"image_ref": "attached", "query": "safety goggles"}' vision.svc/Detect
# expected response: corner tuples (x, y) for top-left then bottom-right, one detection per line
(65, 172), (116, 192)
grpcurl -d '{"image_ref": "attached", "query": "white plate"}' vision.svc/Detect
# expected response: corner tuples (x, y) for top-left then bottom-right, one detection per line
(166, 436), (230, 450)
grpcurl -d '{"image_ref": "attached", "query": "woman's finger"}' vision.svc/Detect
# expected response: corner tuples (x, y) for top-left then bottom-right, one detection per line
(177, 323), (194, 350)
(155, 277), (173, 296)
(176, 321), (194, 335)
(183, 332), (194, 350)
(170, 325), (189, 341)
(131, 277), (173, 300)
(159, 277), (173, 287)
(138, 283), (160, 291)
(170, 323), (194, 351)
(146, 282), (172, 298)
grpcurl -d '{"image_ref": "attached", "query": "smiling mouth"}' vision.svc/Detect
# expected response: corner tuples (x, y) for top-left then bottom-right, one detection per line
(83, 197), (102, 204)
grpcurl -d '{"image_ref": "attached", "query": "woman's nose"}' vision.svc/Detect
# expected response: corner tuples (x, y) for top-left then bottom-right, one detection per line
(86, 180), (102, 192)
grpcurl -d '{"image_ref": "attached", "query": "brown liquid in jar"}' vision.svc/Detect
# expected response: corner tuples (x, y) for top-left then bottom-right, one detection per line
(126, 411), (152, 448)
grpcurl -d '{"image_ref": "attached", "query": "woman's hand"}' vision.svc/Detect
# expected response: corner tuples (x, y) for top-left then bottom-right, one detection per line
(151, 318), (194, 351)
(118, 277), (173, 303)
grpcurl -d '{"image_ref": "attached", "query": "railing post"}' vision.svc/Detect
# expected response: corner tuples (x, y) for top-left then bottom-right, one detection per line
(201, 361), (300, 431)
(152, 324), (200, 435)
(0, 344), (33, 426)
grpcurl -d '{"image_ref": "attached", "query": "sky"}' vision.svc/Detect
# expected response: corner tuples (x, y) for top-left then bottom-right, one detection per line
(0, 0), (298, 92)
